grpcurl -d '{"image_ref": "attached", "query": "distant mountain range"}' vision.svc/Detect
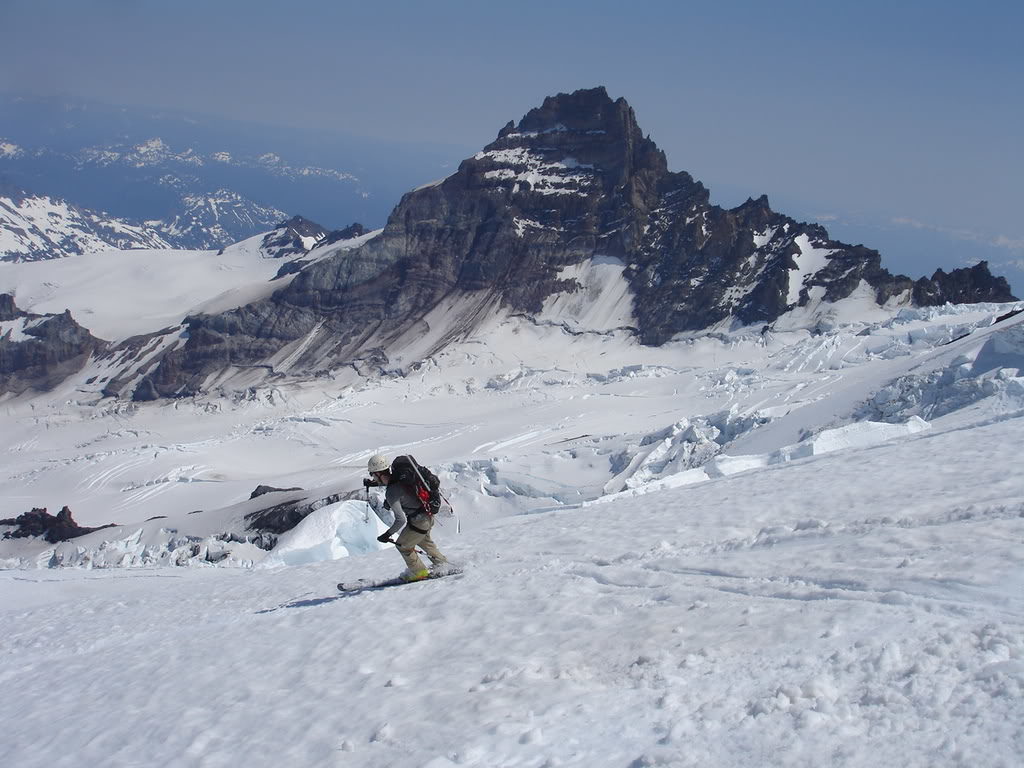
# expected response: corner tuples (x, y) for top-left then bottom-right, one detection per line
(0, 132), (354, 251)
(0, 182), (293, 257)
(0, 93), (469, 252)
(0, 185), (173, 260)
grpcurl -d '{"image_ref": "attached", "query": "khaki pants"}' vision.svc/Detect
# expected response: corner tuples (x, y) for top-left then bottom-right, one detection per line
(395, 513), (446, 574)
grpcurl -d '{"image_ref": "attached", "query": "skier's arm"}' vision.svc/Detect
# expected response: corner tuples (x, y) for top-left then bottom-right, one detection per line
(381, 485), (408, 539)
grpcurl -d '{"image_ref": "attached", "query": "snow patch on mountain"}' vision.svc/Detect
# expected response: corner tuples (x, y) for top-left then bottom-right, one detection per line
(538, 255), (636, 332)
(788, 234), (838, 304)
(0, 316), (44, 343)
(475, 145), (596, 196)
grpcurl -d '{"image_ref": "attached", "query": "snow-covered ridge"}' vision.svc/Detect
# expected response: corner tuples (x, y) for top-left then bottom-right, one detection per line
(0, 192), (173, 261)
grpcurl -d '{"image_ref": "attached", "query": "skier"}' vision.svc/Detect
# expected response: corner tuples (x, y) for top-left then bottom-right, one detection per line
(366, 454), (448, 582)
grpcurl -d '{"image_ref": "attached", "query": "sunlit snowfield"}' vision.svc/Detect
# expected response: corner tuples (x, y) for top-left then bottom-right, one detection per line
(2, 244), (1023, 766)
(2, 415), (1021, 767)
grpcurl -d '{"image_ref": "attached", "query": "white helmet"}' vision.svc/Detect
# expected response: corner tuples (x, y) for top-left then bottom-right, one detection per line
(367, 454), (390, 473)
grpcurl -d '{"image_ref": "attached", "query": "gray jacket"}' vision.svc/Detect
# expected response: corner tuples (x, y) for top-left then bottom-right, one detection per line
(381, 481), (427, 539)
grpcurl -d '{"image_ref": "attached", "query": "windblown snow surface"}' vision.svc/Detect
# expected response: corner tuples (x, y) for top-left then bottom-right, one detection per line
(1, 245), (1023, 767)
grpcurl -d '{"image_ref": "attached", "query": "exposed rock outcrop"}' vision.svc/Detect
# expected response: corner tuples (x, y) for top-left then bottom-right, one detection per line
(242, 489), (364, 534)
(0, 294), (109, 394)
(912, 261), (1016, 306)
(0, 292), (18, 321)
(258, 215), (327, 259)
(0, 506), (117, 543)
(249, 484), (304, 500)
(322, 222), (367, 246)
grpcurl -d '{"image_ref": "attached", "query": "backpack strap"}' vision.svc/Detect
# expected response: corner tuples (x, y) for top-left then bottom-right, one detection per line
(403, 455), (440, 515)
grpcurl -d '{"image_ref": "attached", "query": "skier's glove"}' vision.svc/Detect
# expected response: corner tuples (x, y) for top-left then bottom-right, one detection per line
(377, 534), (392, 544)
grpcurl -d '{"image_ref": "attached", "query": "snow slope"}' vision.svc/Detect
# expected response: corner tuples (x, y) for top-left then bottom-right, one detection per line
(1, 413), (1021, 767)
(1, 237), (1023, 765)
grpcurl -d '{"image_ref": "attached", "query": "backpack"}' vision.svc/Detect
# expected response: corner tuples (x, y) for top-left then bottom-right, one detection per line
(389, 455), (442, 515)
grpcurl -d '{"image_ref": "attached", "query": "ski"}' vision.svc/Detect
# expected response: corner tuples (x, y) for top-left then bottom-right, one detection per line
(337, 568), (462, 593)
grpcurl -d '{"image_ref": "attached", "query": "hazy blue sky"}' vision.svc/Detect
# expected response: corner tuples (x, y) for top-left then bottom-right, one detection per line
(2, 0), (1022, 291)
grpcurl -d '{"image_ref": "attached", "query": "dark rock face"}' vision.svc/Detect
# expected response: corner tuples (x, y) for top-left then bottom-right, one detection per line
(0, 292), (21, 321)
(322, 222), (367, 245)
(912, 261), (1016, 306)
(0, 294), (109, 394)
(103, 87), (1016, 398)
(1, 506), (116, 543)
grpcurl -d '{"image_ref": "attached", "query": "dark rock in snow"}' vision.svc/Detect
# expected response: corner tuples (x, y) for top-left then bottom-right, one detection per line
(243, 491), (358, 534)
(273, 259), (308, 279)
(1, 506), (117, 543)
(249, 484), (304, 500)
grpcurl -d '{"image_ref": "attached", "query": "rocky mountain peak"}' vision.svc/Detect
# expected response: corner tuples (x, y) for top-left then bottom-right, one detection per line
(279, 215), (326, 240)
(474, 86), (668, 206)
(912, 261), (1016, 305)
(19, 88), (1015, 401)
(256, 215), (327, 260)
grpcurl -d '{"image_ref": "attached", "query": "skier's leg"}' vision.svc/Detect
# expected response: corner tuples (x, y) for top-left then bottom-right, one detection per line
(395, 527), (428, 575)
(418, 531), (447, 566)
